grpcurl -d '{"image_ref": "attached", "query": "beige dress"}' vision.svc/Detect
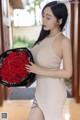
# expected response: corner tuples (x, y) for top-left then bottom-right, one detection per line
(31, 32), (67, 120)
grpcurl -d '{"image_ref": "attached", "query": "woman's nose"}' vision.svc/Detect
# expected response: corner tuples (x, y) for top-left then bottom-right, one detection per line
(42, 17), (46, 24)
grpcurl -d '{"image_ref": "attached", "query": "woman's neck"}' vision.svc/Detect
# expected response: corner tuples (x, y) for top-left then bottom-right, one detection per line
(48, 28), (61, 38)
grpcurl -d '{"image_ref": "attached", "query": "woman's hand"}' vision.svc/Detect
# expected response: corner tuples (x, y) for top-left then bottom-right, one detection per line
(25, 62), (44, 75)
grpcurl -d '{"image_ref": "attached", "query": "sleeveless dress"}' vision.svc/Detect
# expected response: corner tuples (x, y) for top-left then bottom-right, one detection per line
(30, 32), (67, 120)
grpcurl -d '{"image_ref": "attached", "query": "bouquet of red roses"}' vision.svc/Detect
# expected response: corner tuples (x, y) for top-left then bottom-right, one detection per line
(0, 48), (35, 87)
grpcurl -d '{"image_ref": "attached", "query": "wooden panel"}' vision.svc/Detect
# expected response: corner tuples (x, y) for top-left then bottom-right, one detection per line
(71, 0), (80, 103)
(74, 1), (79, 102)
(70, 1), (75, 97)
(78, 1), (80, 99)
(0, 0), (10, 106)
(0, 17), (3, 54)
(0, 0), (4, 106)
(1, 0), (10, 51)
(0, 85), (4, 106)
(9, 0), (25, 9)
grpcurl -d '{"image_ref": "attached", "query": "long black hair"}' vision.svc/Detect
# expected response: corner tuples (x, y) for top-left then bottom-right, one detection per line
(33, 1), (68, 46)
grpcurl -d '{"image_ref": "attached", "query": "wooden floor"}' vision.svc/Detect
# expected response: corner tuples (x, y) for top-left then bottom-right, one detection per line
(0, 98), (80, 120)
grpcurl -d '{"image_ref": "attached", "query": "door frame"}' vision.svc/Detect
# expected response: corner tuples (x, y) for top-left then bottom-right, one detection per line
(71, 0), (80, 103)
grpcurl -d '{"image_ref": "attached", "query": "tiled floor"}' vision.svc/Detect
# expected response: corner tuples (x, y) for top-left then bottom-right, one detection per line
(0, 98), (80, 120)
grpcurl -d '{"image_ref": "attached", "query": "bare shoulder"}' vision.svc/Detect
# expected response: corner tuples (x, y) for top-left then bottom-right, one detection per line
(61, 35), (71, 49)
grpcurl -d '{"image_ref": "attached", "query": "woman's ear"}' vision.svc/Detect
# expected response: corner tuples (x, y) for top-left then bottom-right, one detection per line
(58, 18), (62, 25)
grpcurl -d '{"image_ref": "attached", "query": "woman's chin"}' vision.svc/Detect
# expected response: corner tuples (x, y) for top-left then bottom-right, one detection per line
(43, 27), (50, 31)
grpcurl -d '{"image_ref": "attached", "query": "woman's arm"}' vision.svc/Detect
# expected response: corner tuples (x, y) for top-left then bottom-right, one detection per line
(25, 38), (72, 79)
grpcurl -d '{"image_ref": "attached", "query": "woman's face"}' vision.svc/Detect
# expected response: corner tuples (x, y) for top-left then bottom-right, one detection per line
(42, 7), (59, 31)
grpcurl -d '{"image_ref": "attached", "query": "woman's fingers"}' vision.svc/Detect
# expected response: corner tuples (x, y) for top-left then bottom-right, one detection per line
(25, 64), (30, 67)
(25, 62), (33, 66)
(25, 64), (32, 70)
(29, 62), (34, 65)
(25, 62), (35, 73)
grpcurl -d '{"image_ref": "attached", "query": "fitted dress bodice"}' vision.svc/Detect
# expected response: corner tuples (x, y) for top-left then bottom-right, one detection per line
(31, 32), (62, 70)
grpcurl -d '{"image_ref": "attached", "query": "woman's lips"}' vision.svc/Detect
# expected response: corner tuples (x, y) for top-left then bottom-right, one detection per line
(43, 25), (47, 27)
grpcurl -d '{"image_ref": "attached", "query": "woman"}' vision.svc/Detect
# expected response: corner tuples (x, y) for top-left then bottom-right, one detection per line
(25, 1), (72, 120)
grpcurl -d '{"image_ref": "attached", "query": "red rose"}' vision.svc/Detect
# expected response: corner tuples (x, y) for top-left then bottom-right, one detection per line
(0, 51), (30, 84)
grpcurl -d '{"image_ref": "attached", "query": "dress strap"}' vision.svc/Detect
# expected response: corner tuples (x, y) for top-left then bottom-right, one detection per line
(50, 32), (64, 60)
(51, 32), (63, 49)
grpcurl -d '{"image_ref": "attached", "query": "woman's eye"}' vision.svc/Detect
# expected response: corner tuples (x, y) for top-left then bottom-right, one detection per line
(42, 15), (51, 20)
(47, 18), (50, 20)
